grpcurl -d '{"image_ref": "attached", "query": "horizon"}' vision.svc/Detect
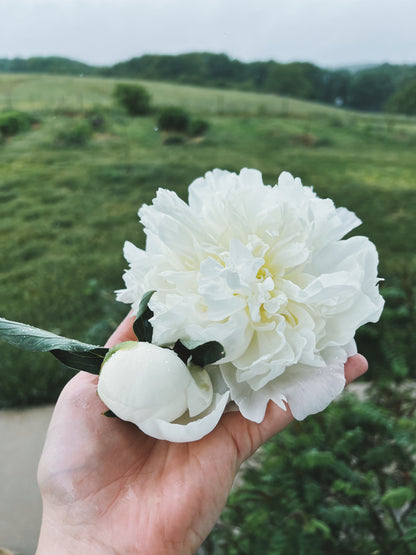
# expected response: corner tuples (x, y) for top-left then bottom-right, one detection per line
(0, 51), (413, 73)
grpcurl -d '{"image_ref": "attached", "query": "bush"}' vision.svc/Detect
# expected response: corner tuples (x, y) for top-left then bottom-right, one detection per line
(189, 118), (210, 136)
(54, 119), (92, 147)
(84, 107), (108, 131)
(113, 83), (151, 116)
(0, 110), (32, 136)
(357, 280), (416, 383)
(157, 106), (190, 133)
(207, 389), (416, 555)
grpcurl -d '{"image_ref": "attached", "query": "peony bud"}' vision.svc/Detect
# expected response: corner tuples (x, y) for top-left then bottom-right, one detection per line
(97, 341), (193, 425)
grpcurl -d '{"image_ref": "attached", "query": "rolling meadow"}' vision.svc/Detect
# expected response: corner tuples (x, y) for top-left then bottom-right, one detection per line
(1, 73), (416, 552)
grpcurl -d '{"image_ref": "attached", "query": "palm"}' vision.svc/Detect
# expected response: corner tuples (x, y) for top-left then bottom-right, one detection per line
(37, 316), (367, 554)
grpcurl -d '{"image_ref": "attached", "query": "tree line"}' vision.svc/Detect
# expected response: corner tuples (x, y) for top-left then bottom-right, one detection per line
(1, 53), (416, 114)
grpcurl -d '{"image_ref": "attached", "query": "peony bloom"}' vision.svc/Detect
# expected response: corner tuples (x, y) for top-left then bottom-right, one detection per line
(116, 168), (384, 436)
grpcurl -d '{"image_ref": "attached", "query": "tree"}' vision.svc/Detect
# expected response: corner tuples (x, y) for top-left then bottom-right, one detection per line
(385, 78), (416, 115)
(265, 62), (314, 99)
(347, 68), (396, 111)
(322, 69), (352, 106)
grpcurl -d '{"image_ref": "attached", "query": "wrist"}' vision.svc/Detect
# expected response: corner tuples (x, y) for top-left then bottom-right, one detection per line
(36, 511), (107, 555)
(37, 508), (195, 555)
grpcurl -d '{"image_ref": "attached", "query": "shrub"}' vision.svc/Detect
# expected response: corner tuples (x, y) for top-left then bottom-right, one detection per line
(113, 83), (151, 116)
(357, 278), (416, 383)
(157, 106), (190, 133)
(84, 107), (107, 131)
(54, 119), (92, 147)
(0, 110), (32, 136)
(189, 118), (209, 136)
(207, 389), (416, 555)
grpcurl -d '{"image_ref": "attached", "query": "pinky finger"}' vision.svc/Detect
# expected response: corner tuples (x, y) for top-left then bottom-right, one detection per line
(345, 354), (368, 385)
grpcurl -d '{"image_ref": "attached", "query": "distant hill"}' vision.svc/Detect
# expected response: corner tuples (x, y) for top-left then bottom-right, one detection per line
(333, 63), (380, 73)
(1, 53), (415, 113)
(0, 56), (93, 75)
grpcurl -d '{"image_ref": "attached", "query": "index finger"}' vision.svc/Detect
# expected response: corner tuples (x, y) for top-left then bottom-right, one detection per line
(105, 313), (137, 347)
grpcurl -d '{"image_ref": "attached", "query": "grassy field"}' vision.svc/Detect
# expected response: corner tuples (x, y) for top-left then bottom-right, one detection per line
(0, 72), (347, 116)
(1, 73), (415, 406)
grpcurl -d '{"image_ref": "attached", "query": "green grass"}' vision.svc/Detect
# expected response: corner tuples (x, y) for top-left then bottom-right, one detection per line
(1, 73), (416, 406)
(2, 71), (411, 119)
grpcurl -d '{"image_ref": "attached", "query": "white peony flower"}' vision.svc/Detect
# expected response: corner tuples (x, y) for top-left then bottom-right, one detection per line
(97, 341), (229, 442)
(116, 168), (384, 435)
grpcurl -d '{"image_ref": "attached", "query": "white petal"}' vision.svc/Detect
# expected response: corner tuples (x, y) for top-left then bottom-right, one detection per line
(138, 391), (230, 442)
(186, 367), (214, 417)
(221, 344), (347, 423)
(117, 167), (384, 436)
(273, 355), (346, 420)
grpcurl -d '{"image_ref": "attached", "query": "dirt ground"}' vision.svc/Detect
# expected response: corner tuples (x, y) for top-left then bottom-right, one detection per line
(0, 405), (54, 555)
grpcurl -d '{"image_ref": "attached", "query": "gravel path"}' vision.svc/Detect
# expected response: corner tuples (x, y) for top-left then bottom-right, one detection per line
(0, 406), (54, 555)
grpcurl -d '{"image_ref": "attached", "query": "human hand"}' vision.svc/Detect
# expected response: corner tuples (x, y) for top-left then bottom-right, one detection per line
(36, 315), (368, 554)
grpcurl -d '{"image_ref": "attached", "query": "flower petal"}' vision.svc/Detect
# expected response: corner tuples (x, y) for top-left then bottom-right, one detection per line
(117, 167), (384, 435)
(138, 391), (230, 442)
(221, 345), (348, 423)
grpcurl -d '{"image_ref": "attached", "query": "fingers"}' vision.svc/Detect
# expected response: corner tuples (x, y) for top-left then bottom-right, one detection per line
(344, 353), (368, 385)
(104, 314), (369, 459)
(224, 353), (369, 460)
(105, 314), (137, 348)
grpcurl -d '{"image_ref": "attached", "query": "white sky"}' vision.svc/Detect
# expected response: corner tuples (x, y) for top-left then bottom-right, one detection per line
(0, 0), (415, 68)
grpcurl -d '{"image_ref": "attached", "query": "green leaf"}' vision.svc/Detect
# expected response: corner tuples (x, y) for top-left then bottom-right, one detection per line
(133, 290), (155, 342)
(304, 518), (331, 538)
(173, 339), (225, 367)
(103, 409), (117, 418)
(382, 486), (415, 509)
(172, 339), (191, 364)
(190, 341), (225, 366)
(0, 317), (108, 374)
(52, 347), (108, 374)
(403, 526), (416, 542)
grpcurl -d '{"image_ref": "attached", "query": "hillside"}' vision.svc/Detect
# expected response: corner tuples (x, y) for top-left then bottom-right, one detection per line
(1, 53), (416, 112)
(0, 72), (415, 408)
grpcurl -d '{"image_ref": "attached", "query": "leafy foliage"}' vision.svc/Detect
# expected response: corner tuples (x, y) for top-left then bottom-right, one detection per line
(53, 118), (92, 147)
(133, 290), (155, 343)
(2, 55), (416, 112)
(157, 106), (190, 133)
(0, 318), (108, 374)
(207, 390), (416, 555)
(347, 67), (396, 111)
(357, 272), (416, 384)
(113, 83), (151, 116)
(189, 118), (210, 137)
(385, 79), (416, 115)
(173, 339), (225, 367)
(0, 110), (32, 136)
(0, 55), (92, 75)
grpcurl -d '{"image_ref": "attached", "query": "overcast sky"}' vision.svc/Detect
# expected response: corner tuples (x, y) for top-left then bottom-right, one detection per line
(1, 0), (415, 68)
